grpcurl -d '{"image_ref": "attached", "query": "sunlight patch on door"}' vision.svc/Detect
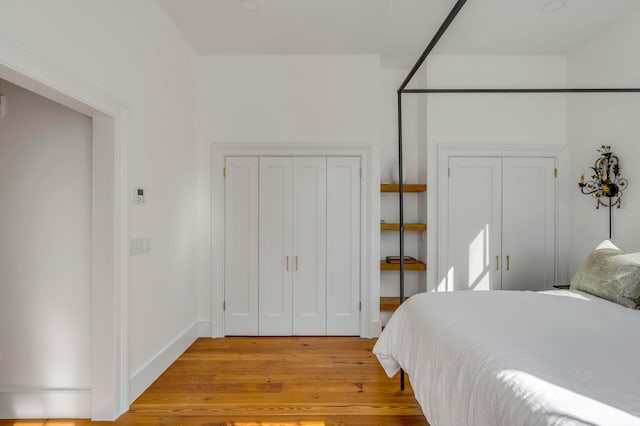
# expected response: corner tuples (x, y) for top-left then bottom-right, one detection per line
(468, 224), (491, 290)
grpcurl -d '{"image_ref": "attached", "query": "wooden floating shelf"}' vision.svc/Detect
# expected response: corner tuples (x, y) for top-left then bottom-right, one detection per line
(380, 183), (427, 193)
(380, 223), (427, 232)
(380, 260), (426, 271)
(380, 297), (401, 311)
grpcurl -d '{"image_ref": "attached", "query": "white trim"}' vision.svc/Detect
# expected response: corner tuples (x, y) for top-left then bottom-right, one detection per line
(211, 143), (379, 338)
(129, 321), (199, 403)
(0, 33), (129, 420)
(0, 388), (92, 418)
(434, 144), (570, 292)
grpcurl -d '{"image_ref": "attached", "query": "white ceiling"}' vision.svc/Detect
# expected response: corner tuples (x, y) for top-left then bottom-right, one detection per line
(436, 0), (640, 55)
(159, 0), (640, 67)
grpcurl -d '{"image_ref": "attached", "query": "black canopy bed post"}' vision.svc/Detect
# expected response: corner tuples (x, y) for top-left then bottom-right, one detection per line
(394, 0), (469, 391)
(396, 90), (406, 390)
(397, 91), (405, 307)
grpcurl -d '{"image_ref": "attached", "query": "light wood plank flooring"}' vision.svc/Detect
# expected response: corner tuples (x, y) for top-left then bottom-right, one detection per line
(1, 337), (428, 425)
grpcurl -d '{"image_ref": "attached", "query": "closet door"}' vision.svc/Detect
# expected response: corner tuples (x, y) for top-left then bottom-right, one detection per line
(448, 157), (502, 291)
(292, 157), (327, 335)
(326, 157), (361, 335)
(224, 157), (259, 335)
(502, 158), (555, 291)
(259, 157), (293, 335)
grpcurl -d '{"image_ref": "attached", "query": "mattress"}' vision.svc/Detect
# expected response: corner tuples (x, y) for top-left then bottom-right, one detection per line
(373, 290), (640, 426)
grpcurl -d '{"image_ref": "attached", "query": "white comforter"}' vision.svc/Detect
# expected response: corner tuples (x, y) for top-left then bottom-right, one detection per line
(373, 290), (640, 426)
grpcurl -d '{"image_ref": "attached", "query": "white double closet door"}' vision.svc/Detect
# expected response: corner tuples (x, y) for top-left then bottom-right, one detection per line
(224, 156), (360, 336)
(447, 156), (555, 292)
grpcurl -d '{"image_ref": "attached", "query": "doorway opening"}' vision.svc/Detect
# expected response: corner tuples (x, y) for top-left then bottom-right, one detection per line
(0, 52), (128, 420)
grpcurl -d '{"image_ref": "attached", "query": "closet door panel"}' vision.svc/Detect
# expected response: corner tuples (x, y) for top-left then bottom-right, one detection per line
(326, 157), (361, 335)
(259, 157), (293, 335)
(292, 157), (327, 335)
(224, 157), (259, 335)
(502, 157), (555, 291)
(448, 157), (502, 291)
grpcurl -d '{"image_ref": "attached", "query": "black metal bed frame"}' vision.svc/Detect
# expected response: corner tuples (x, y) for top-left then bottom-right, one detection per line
(395, 0), (640, 390)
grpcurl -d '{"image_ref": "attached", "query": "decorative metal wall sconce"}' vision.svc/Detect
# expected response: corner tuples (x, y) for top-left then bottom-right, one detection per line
(579, 145), (628, 238)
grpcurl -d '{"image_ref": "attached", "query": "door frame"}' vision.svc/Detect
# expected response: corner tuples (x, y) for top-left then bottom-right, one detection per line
(0, 35), (129, 419)
(211, 143), (375, 338)
(436, 144), (569, 293)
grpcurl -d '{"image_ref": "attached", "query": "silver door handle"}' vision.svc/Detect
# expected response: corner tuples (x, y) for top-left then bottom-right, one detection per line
(295, 256), (299, 271)
(506, 255), (510, 271)
(286, 256), (289, 271)
(496, 256), (499, 271)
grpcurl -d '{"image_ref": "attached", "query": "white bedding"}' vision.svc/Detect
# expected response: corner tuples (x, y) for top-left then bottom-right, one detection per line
(373, 290), (640, 426)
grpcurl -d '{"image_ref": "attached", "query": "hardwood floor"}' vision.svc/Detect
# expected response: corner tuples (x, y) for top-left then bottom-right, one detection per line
(1, 337), (428, 425)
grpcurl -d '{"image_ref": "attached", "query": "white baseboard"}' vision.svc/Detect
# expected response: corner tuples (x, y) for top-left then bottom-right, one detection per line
(128, 320), (200, 403)
(368, 319), (382, 338)
(0, 388), (91, 418)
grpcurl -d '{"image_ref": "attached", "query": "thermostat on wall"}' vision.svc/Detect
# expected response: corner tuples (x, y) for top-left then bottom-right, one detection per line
(134, 188), (145, 204)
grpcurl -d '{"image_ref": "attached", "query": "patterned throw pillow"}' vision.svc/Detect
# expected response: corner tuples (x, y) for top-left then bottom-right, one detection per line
(570, 240), (640, 309)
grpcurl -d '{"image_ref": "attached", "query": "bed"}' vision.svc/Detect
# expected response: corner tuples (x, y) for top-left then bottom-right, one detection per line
(374, 289), (640, 426)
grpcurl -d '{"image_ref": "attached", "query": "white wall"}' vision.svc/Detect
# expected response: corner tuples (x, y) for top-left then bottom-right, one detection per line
(0, 78), (92, 414)
(0, 0), (199, 417)
(199, 56), (379, 143)
(568, 10), (640, 275)
(196, 53), (572, 332)
(196, 55), (382, 336)
(426, 55), (567, 144)
(424, 55), (568, 290)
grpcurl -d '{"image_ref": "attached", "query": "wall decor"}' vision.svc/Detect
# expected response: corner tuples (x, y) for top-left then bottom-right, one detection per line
(579, 145), (628, 238)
